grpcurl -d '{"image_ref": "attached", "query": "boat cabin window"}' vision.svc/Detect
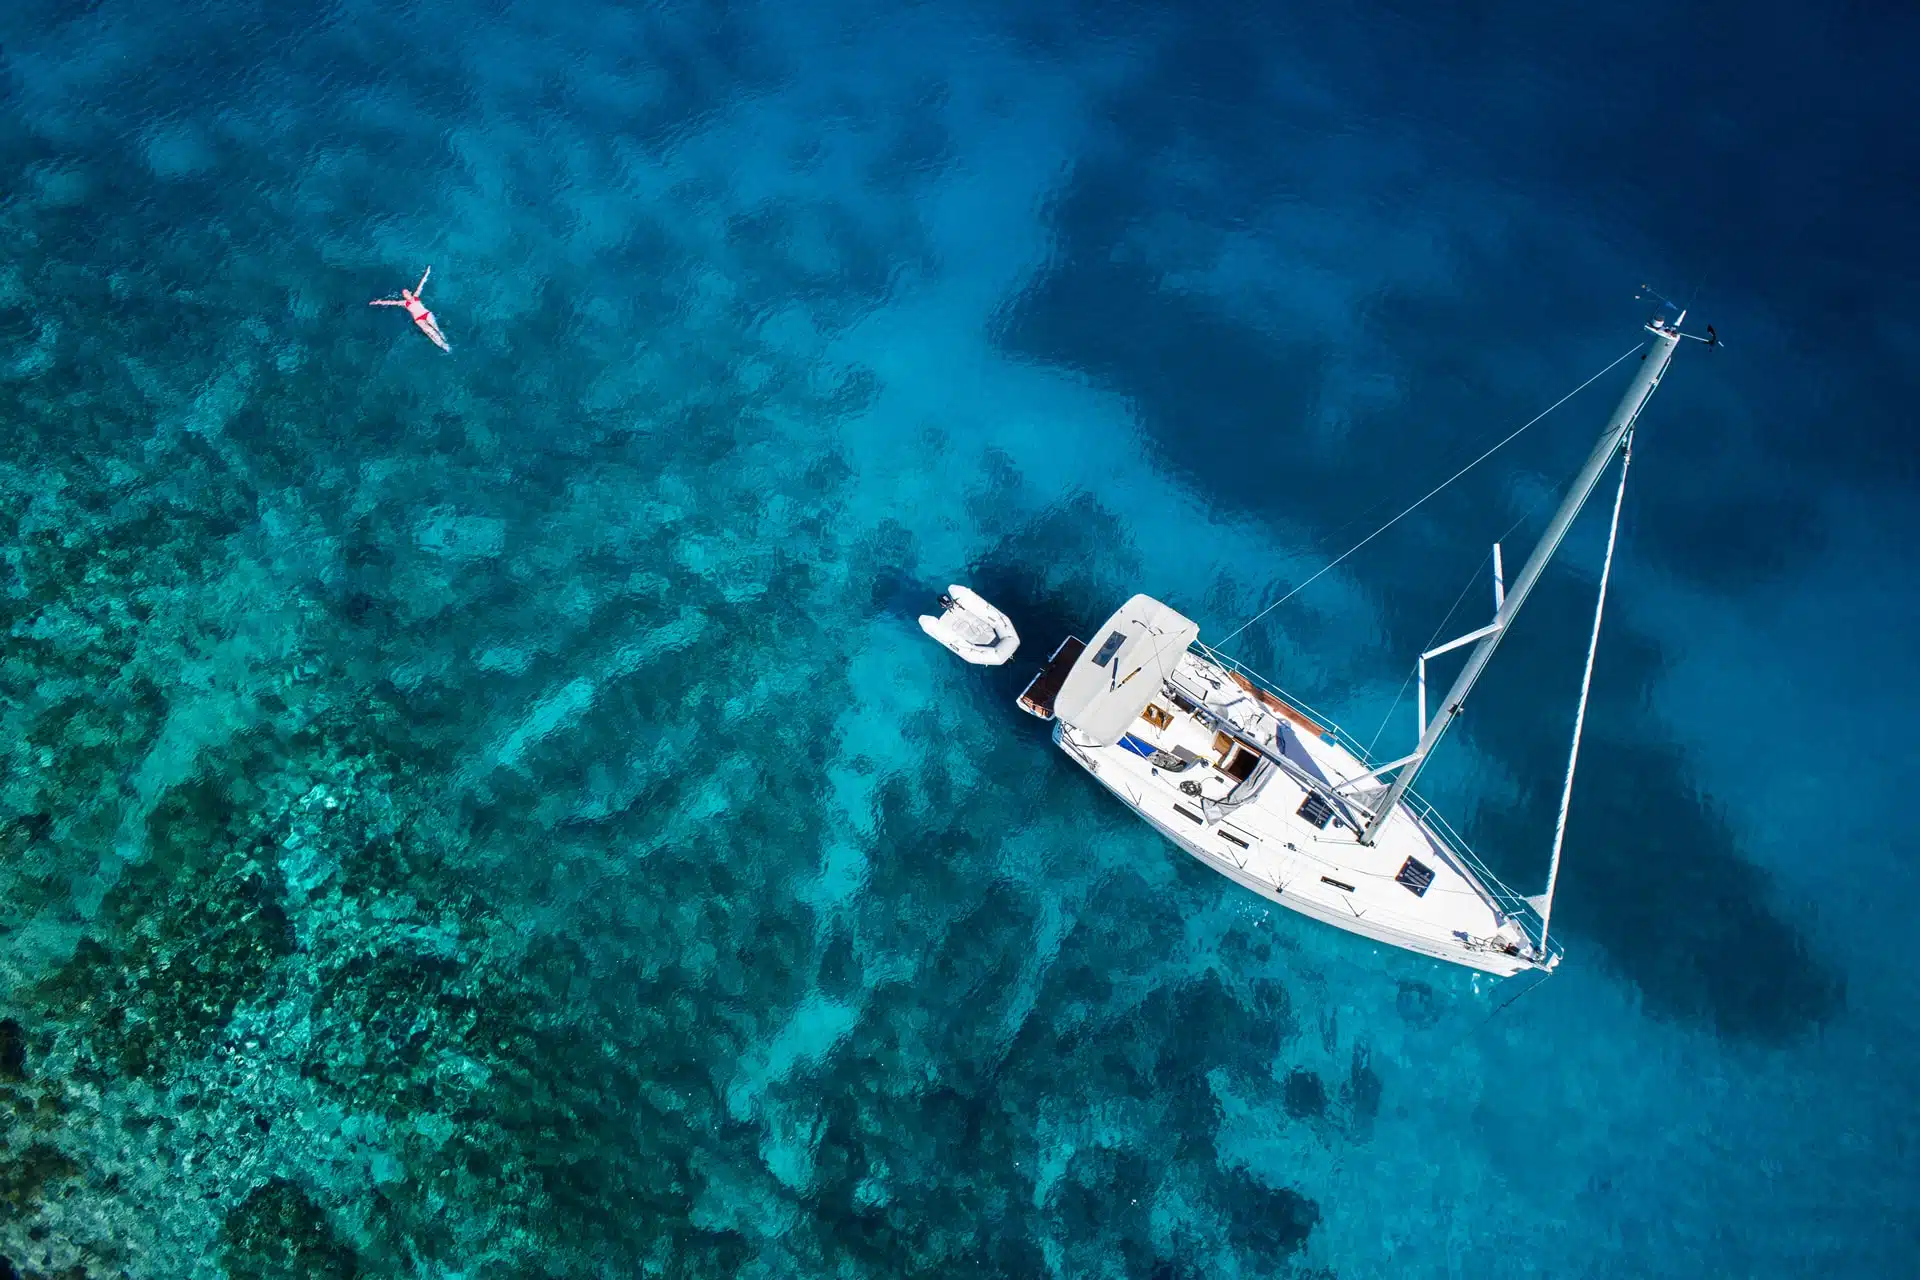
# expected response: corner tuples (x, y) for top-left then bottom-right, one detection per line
(1091, 630), (1128, 667)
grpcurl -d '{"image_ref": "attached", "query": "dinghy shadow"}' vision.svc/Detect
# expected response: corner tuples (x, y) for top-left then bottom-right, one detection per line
(952, 564), (1104, 706)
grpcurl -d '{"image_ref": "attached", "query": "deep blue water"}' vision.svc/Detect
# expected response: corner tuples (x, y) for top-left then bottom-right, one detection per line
(0, 0), (1915, 1276)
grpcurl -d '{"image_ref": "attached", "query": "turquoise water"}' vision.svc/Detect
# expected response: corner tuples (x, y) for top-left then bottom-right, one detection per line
(1, 0), (1915, 1276)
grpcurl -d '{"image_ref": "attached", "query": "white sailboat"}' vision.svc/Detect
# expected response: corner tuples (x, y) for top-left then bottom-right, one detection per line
(1016, 304), (1709, 976)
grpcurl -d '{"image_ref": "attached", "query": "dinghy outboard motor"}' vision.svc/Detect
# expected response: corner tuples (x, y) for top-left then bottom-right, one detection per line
(919, 584), (1020, 666)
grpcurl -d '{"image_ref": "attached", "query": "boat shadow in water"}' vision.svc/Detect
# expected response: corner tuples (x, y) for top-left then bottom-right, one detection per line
(1470, 602), (1846, 1041)
(873, 564), (1064, 702)
(960, 512), (1145, 722)
(869, 564), (933, 624)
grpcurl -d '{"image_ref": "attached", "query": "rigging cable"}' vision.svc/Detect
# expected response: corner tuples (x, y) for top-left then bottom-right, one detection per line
(1364, 482), (1579, 756)
(1450, 965), (1555, 1051)
(1215, 341), (1647, 649)
(1367, 558), (1482, 755)
(1536, 430), (1635, 956)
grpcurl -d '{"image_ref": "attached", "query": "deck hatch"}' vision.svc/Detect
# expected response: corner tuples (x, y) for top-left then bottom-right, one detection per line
(1395, 856), (1436, 897)
(1296, 792), (1334, 828)
(1224, 746), (1260, 782)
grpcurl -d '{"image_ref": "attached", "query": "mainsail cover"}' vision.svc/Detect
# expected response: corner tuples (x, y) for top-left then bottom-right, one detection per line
(1053, 595), (1200, 746)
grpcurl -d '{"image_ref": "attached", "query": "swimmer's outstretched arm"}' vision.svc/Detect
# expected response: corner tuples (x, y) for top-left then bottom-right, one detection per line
(369, 298), (404, 306)
(415, 265), (431, 294)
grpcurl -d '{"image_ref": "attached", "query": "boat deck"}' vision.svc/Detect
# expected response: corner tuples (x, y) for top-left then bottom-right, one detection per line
(1057, 651), (1546, 975)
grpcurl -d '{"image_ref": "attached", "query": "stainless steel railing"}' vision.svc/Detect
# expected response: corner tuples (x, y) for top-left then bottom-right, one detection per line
(1192, 642), (1561, 964)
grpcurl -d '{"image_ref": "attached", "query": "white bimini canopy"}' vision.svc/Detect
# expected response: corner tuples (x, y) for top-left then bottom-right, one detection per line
(1053, 594), (1200, 746)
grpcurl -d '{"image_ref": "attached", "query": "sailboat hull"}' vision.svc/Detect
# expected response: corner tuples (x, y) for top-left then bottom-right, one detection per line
(1037, 642), (1556, 978)
(1063, 723), (1540, 977)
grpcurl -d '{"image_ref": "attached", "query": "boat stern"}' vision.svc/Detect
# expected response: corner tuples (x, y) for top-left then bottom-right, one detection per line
(1016, 635), (1086, 720)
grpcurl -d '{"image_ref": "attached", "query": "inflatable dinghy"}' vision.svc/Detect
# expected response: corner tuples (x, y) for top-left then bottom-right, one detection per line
(919, 585), (1020, 666)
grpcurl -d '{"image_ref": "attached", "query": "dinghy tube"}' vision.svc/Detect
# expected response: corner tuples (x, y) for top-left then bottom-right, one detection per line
(919, 584), (1020, 666)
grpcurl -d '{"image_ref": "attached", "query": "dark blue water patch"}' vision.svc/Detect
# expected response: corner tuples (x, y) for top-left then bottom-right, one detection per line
(0, 1019), (24, 1082)
(992, 0), (1917, 610)
(1469, 595), (1845, 1040)
(961, 481), (1156, 709)
(1408, 4), (1916, 314)
(870, 73), (956, 189)
(1284, 1067), (1328, 1120)
(1239, 1), (1919, 501)
(815, 927), (864, 1002)
(725, 200), (910, 335)
(1220, 1165), (1321, 1260)
(1093, 0), (1920, 322)
(1157, 970), (1287, 1080)
(868, 564), (930, 622)
(1631, 471), (1831, 595)
(920, 880), (1045, 1091)
(220, 1177), (362, 1280)
(1341, 1043), (1382, 1133)
(1055, 1141), (1164, 1271)
(996, 174), (1336, 516)
(1394, 979), (1441, 1029)
(0, 301), (37, 349)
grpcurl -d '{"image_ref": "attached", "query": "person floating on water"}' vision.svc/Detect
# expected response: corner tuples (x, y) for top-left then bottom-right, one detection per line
(369, 266), (450, 352)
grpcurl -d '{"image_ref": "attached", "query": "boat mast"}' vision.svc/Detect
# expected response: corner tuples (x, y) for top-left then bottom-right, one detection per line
(1358, 309), (1685, 846)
